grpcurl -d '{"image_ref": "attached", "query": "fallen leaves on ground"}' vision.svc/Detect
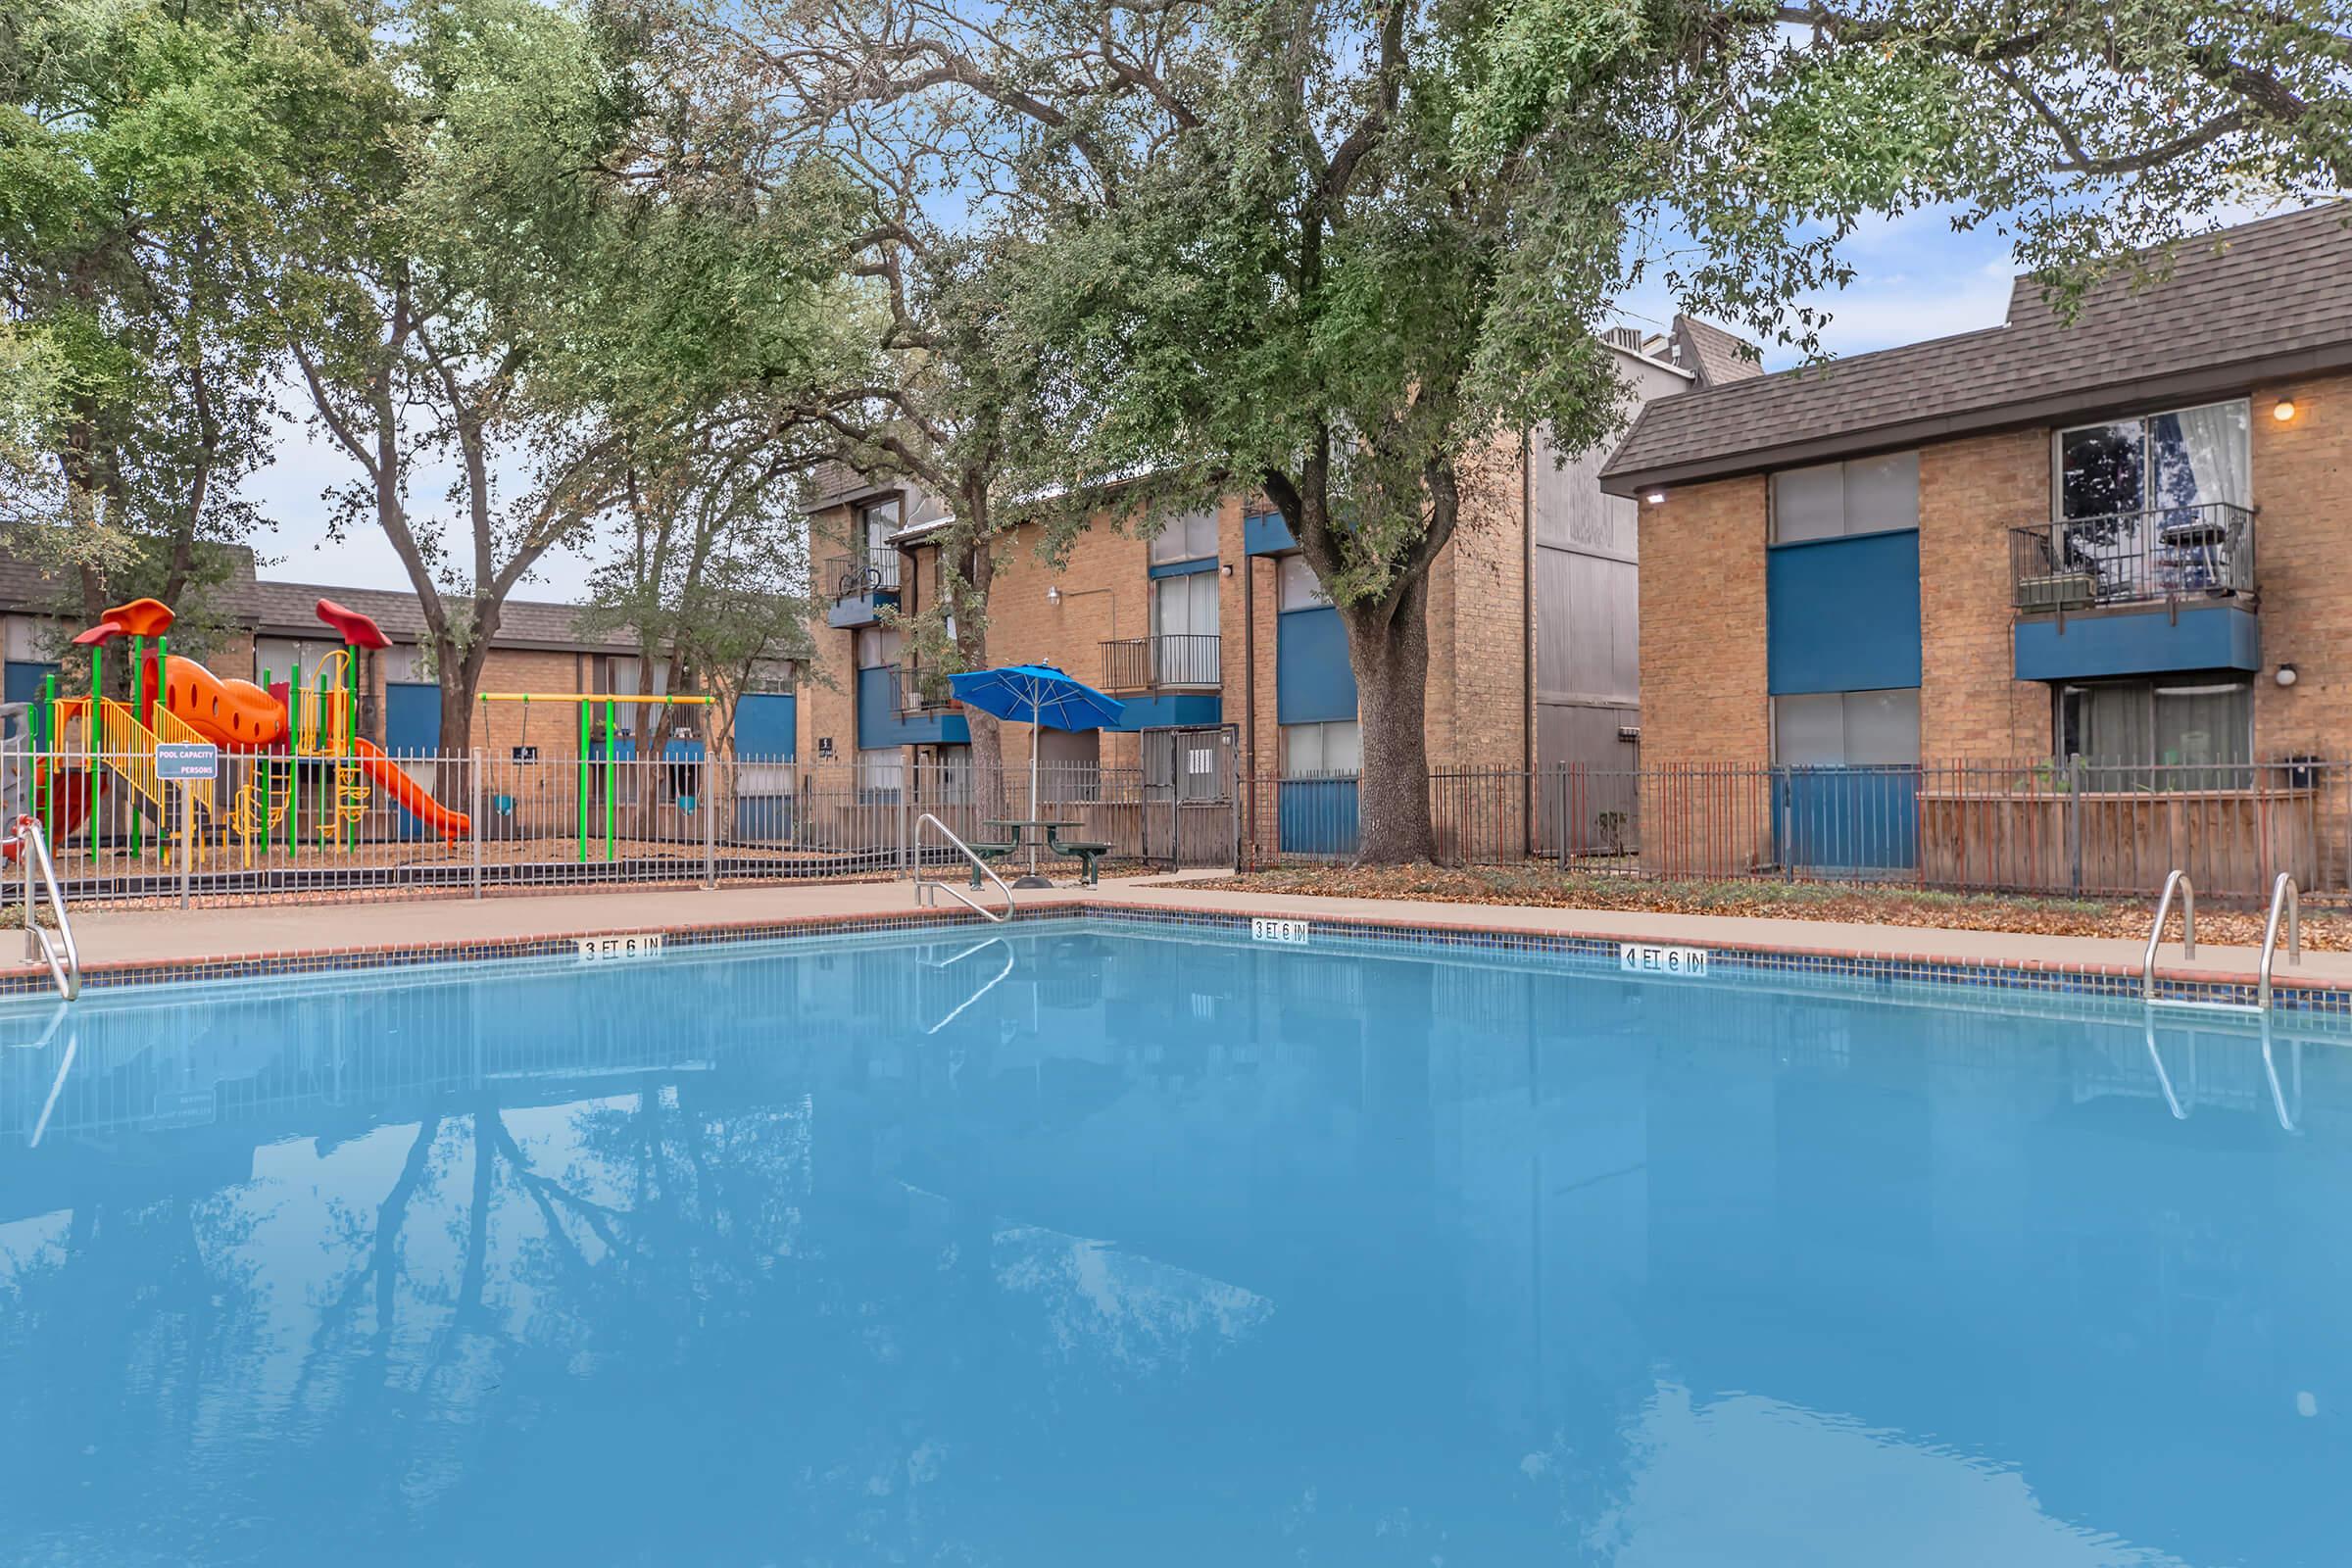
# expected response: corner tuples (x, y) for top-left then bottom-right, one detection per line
(1171, 864), (2352, 951)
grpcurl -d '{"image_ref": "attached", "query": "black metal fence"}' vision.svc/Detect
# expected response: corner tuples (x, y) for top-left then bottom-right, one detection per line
(2009, 502), (2254, 610)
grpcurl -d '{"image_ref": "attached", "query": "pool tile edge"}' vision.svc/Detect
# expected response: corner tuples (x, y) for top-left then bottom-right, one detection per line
(12, 894), (2347, 1017)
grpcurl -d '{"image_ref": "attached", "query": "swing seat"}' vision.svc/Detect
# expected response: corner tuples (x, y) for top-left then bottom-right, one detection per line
(493, 794), (516, 814)
(676, 795), (697, 812)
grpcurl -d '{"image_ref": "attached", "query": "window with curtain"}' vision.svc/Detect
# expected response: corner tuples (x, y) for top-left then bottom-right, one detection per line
(1283, 719), (1361, 775)
(1278, 555), (1333, 611)
(1772, 688), (1921, 766)
(1152, 571), (1220, 683)
(1150, 508), (1220, 564)
(2059, 678), (2251, 785)
(1770, 452), (1921, 544)
(2054, 401), (2251, 596)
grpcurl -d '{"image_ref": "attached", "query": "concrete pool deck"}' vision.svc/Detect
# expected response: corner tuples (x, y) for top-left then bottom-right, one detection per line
(18, 869), (2351, 995)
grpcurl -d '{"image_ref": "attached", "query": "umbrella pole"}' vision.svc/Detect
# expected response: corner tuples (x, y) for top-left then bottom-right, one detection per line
(1029, 690), (1042, 879)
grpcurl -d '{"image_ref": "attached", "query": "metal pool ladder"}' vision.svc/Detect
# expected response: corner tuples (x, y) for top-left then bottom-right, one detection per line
(2140, 869), (2195, 1002)
(14, 815), (79, 1000)
(2259, 871), (2301, 1012)
(913, 813), (1015, 922)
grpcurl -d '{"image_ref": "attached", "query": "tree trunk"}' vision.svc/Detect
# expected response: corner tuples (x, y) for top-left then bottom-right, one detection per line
(1342, 569), (1437, 865)
(951, 484), (1006, 818)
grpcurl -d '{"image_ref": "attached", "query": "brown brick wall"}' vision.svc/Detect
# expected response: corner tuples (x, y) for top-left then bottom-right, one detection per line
(1919, 429), (2053, 760)
(1638, 476), (1768, 766)
(2250, 372), (2350, 757)
(1636, 474), (1770, 871)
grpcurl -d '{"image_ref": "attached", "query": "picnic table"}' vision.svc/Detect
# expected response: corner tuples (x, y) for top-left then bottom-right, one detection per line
(974, 817), (1110, 887)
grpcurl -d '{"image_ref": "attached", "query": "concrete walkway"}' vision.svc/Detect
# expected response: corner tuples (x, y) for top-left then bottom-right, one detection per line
(21, 869), (2344, 990)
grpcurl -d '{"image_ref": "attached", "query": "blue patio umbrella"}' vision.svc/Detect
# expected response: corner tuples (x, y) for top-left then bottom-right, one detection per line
(947, 664), (1124, 869)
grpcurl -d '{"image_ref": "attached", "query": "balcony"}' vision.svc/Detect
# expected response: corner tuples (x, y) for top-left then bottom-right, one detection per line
(2009, 503), (2254, 612)
(2009, 503), (2261, 681)
(891, 662), (956, 716)
(1102, 634), (1221, 692)
(824, 547), (901, 628)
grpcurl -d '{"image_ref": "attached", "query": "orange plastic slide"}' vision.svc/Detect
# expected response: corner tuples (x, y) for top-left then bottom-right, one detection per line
(352, 739), (471, 841)
(153, 654), (288, 750)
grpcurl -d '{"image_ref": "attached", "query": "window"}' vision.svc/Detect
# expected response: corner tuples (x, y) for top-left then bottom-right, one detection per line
(1278, 555), (1333, 611)
(858, 496), (900, 552)
(1150, 507), (1219, 564)
(1773, 688), (1920, 767)
(1770, 452), (1920, 543)
(856, 745), (903, 797)
(1152, 571), (1220, 683)
(1283, 719), (1361, 775)
(2057, 400), (2249, 520)
(854, 626), (900, 670)
(2059, 678), (2251, 780)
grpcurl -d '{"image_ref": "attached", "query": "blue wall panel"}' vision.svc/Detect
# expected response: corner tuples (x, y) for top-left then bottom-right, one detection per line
(1279, 777), (1358, 856)
(1766, 530), (1922, 696)
(1277, 608), (1357, 724)
(2013, 605), (2259, 681)
(1147, 557), (1219, 579)
(857, 666), (970, 748)
(5, 662), (56, 706)
(384, 681), (440, 755)
(1244, 512), (1297, 556)
(1106, 693), (1222, 731)
(734, 692), (798, 760)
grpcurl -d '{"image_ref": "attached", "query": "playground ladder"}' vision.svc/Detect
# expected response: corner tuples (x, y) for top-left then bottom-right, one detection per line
(12, 815), (80, 1001)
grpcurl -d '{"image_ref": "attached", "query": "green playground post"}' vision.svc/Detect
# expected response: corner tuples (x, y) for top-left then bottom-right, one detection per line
(603, 698), (616, 862)
(344, 646), (361, 850)
(128, 632), (144, 857)
(41, 670), (58, 847)
(576, 701), (589, 863)
(87, 642), (102, 864)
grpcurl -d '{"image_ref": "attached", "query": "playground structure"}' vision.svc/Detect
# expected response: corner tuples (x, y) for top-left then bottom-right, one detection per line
(473, 690), (712, 863)
(25, 596), (471, 867)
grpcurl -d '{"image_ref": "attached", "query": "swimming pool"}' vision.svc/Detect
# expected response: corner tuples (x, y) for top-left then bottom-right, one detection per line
(2, 917), (2346, 1565)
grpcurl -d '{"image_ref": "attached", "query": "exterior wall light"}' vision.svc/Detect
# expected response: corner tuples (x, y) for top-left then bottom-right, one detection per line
(2277, 663), (2299, 688)
(2274, 398), (2297, 422)
(1220, 563), (1234, 577)
(1046, 585), (1061, 605)
(1644, 490), (1667, 505)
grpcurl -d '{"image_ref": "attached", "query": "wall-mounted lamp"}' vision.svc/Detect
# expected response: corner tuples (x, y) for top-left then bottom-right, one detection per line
(1644, 490), (1667, 506)
(1046, 585), (1061, 605)
(1220, 563), (1234, 577)
(2274, 398), (2298, 423)
(2277, 663), (2299, 688)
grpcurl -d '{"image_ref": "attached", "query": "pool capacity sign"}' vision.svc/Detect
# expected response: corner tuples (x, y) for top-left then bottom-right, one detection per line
(155, 742), (220, 782)
(1619, 942), (1708, 977)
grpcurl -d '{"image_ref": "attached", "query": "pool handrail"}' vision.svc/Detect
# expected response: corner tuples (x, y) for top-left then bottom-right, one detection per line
(15, 815), (80, 1001)
(2258, 872), (2300, 1012)
(922, 937), (1015, 1034)
(913, 812), (1015, 922)
(2141, 869), (2194, 1001)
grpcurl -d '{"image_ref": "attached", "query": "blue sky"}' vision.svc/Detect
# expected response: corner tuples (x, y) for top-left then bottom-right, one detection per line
(241, 209), (2026, 600)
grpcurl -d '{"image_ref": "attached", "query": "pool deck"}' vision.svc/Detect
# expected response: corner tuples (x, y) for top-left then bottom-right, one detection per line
(21, 870), (2351, 994)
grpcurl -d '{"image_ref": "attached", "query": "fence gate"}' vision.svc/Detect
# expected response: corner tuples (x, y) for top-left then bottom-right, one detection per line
(1140, 726), (1238, 869)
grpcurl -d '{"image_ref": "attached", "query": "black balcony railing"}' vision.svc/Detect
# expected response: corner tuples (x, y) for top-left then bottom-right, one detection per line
(825, 547), (901, 603)
(890, 663), (956, 715)
(1102, 633), (1221, 691)
(2011, 502), (2254, 612)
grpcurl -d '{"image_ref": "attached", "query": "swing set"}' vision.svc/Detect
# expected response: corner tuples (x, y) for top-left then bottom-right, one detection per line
(475, 691), (714, 863)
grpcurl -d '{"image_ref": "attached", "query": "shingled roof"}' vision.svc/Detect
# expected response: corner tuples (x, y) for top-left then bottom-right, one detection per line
(0, 537), (631, 653)
(1601, 204), (2352, 494)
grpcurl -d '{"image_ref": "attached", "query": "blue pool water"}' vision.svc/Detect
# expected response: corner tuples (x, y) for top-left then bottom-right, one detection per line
(3, 920), (2348, 1565)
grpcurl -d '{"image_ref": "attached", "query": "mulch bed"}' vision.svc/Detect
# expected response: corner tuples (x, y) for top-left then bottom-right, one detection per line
(1173, 864), (2352, 951)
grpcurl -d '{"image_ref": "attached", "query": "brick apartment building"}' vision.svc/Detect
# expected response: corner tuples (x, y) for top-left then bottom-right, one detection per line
(801, 317), (1754, 856)
(1600, 205), (2352, 893)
